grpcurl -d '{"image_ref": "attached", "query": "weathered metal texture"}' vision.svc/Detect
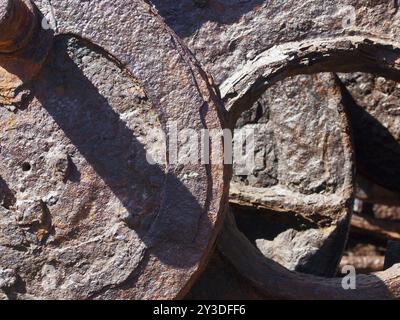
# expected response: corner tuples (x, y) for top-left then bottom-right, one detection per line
(351, 213), (400, 242)
(0, 0), (37, 53)
(230, 73), (354, 277)
(151, 0), (400, 298)
(0, 0), (228, 300)
(150, 1), (354, 277)
(338, 73), (400, 199)
(150, 0), (400, 122)
(232, 74), (352, 200)
(0, 0), (52, 108)
(218, 209), (400, 300)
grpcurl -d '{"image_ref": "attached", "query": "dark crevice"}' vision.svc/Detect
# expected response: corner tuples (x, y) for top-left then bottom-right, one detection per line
(0, 177), (16, 210)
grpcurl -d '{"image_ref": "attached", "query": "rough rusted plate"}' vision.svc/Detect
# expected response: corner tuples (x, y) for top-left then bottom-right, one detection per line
(230, 73), (353, 277)
(0, 0), (228, 300)
(0, 0), (52, 107)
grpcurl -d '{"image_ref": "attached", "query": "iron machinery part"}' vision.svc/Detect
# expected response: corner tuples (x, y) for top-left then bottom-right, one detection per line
(0, 0), (228, 300)
(151, 0), (400, 298)
(150, 0), (355, 277)
(229, 73), (354, 277)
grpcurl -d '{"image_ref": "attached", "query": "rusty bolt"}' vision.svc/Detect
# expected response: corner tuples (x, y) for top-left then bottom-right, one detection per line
(0, 0), (37, 54)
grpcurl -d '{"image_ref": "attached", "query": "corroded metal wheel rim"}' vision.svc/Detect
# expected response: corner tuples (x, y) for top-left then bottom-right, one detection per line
(0, 0), (228, 300)
(219, 34), (400, 300)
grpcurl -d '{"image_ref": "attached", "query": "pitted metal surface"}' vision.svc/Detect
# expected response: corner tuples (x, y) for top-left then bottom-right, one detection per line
(232, 74), (352, 199)
(229, 73), (353, 277)
(150, 0), (400, 112)
(0, 0), (228, 300)
(339, 72), (400, 194)
(150, 0), (355, 278)
(1, 35), (164, 299)
(150, 0), (400, 298)
(2, 0), (400, 301)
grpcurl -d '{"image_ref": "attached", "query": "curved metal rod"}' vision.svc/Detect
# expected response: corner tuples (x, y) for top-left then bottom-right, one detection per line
(222, 35), (400, 129)
(220, 34), (400, 299)
(218, 209), (400, 300)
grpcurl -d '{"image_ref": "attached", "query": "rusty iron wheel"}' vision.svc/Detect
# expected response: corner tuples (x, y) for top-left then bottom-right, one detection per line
(218, 32), (400, 301)
(0, 0), (228, 300)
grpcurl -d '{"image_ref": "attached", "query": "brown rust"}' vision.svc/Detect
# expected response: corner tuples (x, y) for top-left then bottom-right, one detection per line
(0, 0), (228, 300)
(151, 0), (400, 299)
(0, 0), (53, 108)
(351, 214), (400, 242)
(218, 209), (400, 300)
(0, 0), (37, 54)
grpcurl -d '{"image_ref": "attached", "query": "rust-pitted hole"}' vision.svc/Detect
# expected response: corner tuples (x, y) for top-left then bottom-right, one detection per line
(21, 162), (31, 172)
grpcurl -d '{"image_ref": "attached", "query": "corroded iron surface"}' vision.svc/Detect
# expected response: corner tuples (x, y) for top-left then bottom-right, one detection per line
(150, 0), (400, 115)
(2, 0), (400, 300)
(230, 73), (353, 276)
(186, 248), (270, 300)
(150, 1), (355, 277)
(0, 0), (227, 300)
(339, 73), (400, 194)
(0, 0), (52, 108)
(151, 0), (400, 297)
(218, 209), (400, 300)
